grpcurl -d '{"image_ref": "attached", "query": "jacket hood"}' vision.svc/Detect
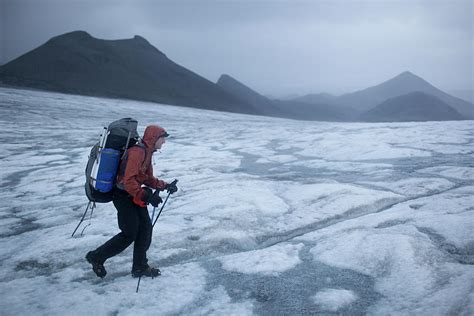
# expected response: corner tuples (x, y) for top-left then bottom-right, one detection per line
(142, 125), (167, 148)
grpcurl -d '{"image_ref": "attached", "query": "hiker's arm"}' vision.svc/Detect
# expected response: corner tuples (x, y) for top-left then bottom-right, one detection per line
(143, 165), (167, 190)
(122, 148), (149, 200)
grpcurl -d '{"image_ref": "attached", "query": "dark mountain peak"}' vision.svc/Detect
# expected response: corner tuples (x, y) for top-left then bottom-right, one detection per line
(46, 31), (166, 57)
(390, 71), (425, 83)
(217, 74), (258, 95)
(217, 74), (238, 85)
(49, 31), (156, 49)
(398, 70), (415, 77)
(133, 35), (150, 45)
(49, 30), (93, 42)
(217, 74), (261, 96)
(60, 30), (92, 38)
(129, 35), (165, 55)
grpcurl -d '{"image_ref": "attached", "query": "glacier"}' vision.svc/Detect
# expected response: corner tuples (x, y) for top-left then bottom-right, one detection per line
(0, 87), (473, 315)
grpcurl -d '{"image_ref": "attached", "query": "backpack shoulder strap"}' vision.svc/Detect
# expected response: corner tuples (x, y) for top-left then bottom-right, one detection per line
(134, 142), (147, 170)
(119, 142), (147, 176)
(134, 142), (146, 150)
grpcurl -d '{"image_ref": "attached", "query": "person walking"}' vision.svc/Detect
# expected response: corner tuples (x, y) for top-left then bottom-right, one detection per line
(86, 124), (178, 279)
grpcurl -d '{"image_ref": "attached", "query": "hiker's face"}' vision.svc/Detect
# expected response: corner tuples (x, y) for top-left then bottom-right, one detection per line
(155, 137), (165, 150)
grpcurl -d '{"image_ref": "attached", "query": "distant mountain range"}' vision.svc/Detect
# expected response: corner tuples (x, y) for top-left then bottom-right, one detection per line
(292, 93), (339, 106)
(0, 31), (472, 122)
(217, 74), (351, 121)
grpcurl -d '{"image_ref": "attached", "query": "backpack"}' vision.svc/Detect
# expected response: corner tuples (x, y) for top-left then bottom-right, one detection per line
(72, 118), (139, 237)
(84, 118), (139, 203)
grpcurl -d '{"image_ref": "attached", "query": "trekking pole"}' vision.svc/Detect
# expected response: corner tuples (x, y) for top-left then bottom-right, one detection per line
(136, 276), (142, 293)
(80, 202), (96, 236)
(153, 191), (171, 227)
(151, 206), (157, 224)
(151, 180), (177, 227)
(71, 201), (91, 237)
(136, 179), (178, 293)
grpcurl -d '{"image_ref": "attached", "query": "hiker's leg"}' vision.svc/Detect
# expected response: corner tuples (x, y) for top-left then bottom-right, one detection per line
(132, 206), (153, 269)
(93, 195), (139, 263)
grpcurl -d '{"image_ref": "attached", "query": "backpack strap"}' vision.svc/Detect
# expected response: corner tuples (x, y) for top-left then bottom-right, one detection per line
(120, 131), (133, 160)
(117, 142), (147, 180)
(135, 142), (147, 171)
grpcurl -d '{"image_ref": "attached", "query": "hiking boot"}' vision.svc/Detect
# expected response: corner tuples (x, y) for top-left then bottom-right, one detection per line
(131, 265), (161, 278)
(86, 251), (107, 278)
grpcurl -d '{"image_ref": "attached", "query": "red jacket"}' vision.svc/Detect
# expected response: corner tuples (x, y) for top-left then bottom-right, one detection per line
(116, 125), (167, 201)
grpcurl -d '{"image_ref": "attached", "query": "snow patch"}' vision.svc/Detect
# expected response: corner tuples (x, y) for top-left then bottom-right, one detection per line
(220, 243), (303, 275)
(312, 288), (358, 311)
(418, 166), (474, 181)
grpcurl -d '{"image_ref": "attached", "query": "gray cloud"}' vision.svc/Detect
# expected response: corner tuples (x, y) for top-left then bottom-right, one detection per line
(1, 0), (472, 96)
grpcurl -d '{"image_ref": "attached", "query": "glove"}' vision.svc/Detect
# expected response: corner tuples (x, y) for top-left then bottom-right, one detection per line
(133, 187), (153, 208)
(165, 181), (178, 194)
(142, 187), (153, 199)
(146, 191), (163, 207)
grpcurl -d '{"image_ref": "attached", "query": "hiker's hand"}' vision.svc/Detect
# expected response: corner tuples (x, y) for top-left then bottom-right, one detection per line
(135, 187), (153, 207)
(141, 187), (153, 201)
(133, 196), (147, 208)
(147, 192), (163, 207)
(165, 182), (178, 194)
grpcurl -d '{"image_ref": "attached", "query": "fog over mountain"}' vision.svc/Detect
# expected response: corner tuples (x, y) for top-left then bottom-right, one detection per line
(290, 72), (473, 120)
(217, 74), (352, 122)
(218, 72), (472, 122)
(335, 71), (473, 118)
(292, 93), (339, 106)
(448, 89), (474, 104)
(359, 91), (466, 122)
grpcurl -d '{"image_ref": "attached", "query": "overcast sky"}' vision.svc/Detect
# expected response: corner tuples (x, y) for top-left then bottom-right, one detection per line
(1, 0), (472, 97)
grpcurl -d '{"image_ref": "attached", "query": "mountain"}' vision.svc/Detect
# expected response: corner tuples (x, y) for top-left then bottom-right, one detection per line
(359, 91), (466, 122)
(292, 93), (338, 105)
(270, 99), (351, 121)
(217, 74), (352, 121)
(267, 93), (301, 100)
(216, 74), (279, 115)
(0, 31), (258, 114)
(337, 71), (474, 118)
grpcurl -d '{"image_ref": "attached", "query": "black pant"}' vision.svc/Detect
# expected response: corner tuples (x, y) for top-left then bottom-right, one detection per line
(93, 190), (152, 270)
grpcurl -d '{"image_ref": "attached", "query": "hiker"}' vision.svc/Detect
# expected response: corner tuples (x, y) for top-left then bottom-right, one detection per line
(86, 125), (178, 279)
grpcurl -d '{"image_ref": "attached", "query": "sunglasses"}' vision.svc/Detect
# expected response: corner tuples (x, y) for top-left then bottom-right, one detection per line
(158, 132), (169, 138)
